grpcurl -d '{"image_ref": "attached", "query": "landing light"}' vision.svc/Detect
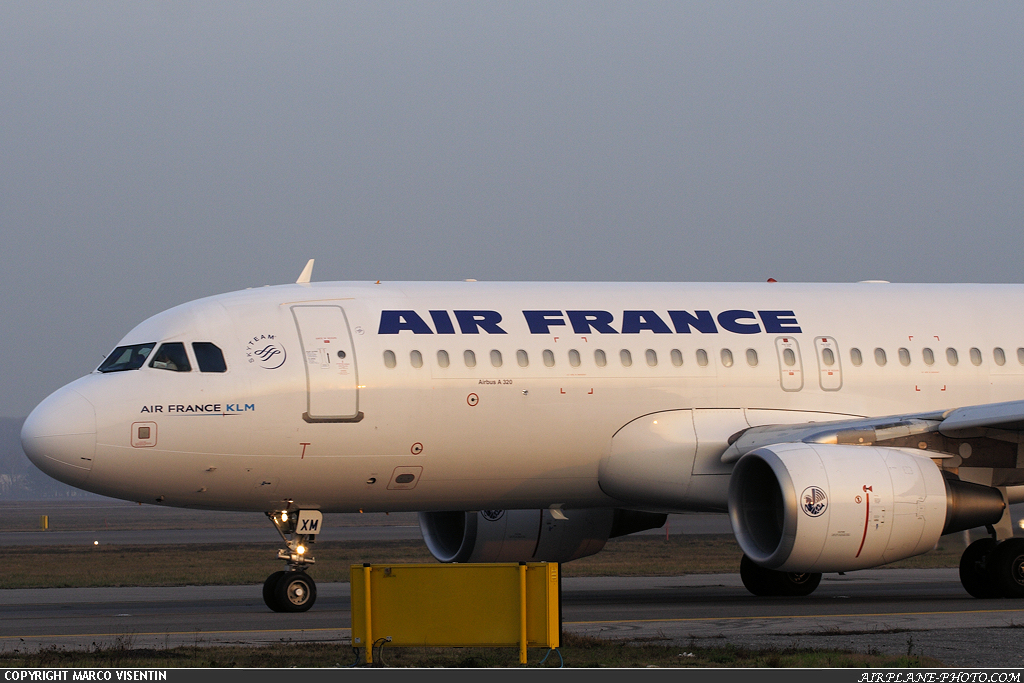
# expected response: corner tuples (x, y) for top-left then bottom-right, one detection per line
(296, 545), (306, 555)
(281, 511), (289, 522)
(1018, 519), (1024, 530)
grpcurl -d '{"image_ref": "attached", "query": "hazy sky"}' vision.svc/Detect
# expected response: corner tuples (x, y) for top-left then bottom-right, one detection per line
(2, 2), (1023, 417)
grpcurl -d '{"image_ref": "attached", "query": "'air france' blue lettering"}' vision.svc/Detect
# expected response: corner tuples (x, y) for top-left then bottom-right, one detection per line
(524, 310), (567, 335)
(379, 309), (801, 334)
(378, 310), (433, 335)
(568, 310), (618, 334)
(454, 310), (507, 334)
(717, 310), (761, 334)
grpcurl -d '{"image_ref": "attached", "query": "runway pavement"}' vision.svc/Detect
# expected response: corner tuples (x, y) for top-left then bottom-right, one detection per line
(3, 568), (1024, 667)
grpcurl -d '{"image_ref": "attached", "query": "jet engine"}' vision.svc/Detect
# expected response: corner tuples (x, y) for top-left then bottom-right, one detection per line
(419, 508), (667, 563)
(728, 443), (1005, 573)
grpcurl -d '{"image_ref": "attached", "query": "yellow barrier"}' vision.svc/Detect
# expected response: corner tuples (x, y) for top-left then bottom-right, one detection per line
(39, 515), (48, 530)
(350, 562), (560, 664)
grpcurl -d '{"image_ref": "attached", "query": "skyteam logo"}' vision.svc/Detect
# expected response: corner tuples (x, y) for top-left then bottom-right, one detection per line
(246, 334), (286, 369)
(801, 486), (828, 517)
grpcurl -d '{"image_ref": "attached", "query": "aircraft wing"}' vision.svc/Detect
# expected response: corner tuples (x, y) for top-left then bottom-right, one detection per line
(721, 399), (1024, 485)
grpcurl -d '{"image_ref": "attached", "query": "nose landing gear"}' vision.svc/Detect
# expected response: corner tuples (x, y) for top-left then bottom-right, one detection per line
(263, 509), (322, 612)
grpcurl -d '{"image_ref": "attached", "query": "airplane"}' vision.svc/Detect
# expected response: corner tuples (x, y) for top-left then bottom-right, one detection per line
(20, 260), (1024, 612)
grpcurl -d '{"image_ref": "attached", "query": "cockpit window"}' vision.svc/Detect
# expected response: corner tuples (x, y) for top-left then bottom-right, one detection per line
(149, 342), (192, 372)
(97, 343), (155, 373)
(192, 342), (227, 373)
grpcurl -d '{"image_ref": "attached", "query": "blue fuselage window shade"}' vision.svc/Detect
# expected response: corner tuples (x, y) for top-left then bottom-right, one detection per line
(193, 342), (227, 373)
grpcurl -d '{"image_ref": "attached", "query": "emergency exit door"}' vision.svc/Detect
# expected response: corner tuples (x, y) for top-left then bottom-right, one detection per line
(775, 336), (804, 392)
(292, 305), (362, 422)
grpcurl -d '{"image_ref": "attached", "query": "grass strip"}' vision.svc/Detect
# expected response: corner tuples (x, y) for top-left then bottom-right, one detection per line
(0, 534), (965, 589)
(0, 633), (945, 668)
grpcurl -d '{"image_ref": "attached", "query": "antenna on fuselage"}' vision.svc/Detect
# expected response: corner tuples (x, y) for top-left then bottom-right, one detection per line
(296, 259), (315, 284)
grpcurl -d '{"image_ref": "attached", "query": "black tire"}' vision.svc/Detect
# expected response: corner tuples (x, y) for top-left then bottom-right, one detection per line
(991, 538), (1024, 599)
(776, 571), (822, 597)
(263, 570), (286, 611)
(959, 538), (999, 598)
(275, 571), (317, 612)
(740, 555), (773, 596)
(740, 555), (821, 597)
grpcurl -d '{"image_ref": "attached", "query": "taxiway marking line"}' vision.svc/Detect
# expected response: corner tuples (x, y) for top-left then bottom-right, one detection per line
(0, 627), (352, 641)
(565, 607), (1024, 626)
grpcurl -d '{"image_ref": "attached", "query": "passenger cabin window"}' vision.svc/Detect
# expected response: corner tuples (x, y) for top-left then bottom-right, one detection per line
(516, 350), (529, 367)
(720, 349), (733, 367)
(821, 348), (835, 366)
(782, 348), (796, 367)
(383, 350), (397, 368)
(594, 349), (607, 367)
(464, 350), (477, 368)
(946, 348), (959, 366)
(874, 348), (887, 366)
(620, 349), (632, 367)
(1018, 348), (1024, 365)
(898, 348), (911, 366)
(850, 348), (863, 366)
(671, 349), (683, 367)
(410, 350), (423, 368)
(970, 348), (983, 366)
(437, 350), (450, 368)
(746, 349), (758, 367)
(569, 349), (581, 367)
(97, 343), (155, 373)
(994, 347), (1006, 366)
(193, 342), (227, 373)
(490, 350), (502, 367)
(150, 342), (191, 372)
(696, 349), (709, 367)
(646, 349), (657, 367)
(543, 350), (555, 367)
(922, 348), (935, 366)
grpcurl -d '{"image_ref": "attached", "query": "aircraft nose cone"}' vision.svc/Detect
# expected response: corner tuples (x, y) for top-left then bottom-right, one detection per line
(21, 387), (97, 486)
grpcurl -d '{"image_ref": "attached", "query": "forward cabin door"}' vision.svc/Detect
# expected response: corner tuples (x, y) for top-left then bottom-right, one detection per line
(291, 305), (362, 422)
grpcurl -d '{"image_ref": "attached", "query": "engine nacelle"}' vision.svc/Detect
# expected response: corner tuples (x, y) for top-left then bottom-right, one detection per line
(728, 443), (1004, 573)
(419, 508), (667, 563)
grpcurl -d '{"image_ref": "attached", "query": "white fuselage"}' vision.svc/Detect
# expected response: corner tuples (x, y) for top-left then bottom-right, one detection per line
(21, 280), (1024, 514)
